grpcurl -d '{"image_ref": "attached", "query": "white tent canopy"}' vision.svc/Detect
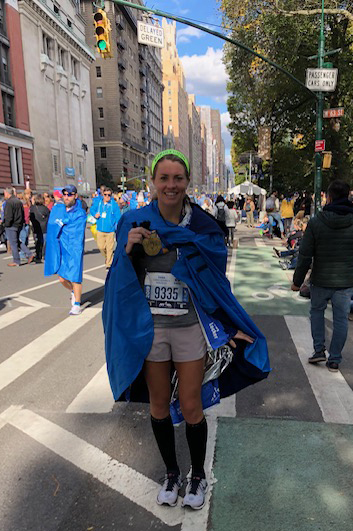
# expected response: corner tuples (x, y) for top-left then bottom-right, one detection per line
(228, 180), (266, 196)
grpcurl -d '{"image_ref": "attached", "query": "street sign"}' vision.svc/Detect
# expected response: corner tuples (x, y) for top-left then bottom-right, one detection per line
(323, 108), (344, 118)
(137, 21), (164, 48)
(306, 68), (338, 92)
(315, 140), (326, 152)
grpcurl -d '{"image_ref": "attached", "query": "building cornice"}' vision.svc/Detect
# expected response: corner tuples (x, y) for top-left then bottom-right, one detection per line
(19, 0), (96, 62)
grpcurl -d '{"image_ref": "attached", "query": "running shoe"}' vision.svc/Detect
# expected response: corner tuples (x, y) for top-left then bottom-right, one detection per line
(182, 475), (208, 510)
(69, 305), (82, 316)
(156, 472), (182, 507)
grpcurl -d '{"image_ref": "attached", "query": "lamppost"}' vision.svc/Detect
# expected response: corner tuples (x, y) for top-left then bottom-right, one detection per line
(314, 0), (325, 214)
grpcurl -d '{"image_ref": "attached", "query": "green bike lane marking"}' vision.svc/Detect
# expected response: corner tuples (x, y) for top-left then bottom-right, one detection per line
(231, 243), (309, 316)
(210, 418), (353, 531)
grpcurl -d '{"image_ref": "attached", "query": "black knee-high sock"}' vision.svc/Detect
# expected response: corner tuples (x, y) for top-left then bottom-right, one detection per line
(151, 415), (179, 473)
(185, 417), (208, 478)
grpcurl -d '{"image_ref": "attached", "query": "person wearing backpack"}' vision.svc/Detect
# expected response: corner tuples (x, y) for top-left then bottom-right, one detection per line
(266, 191), (285, 239)
(30, 194), (50, 263)
(215, 195), (229, 225)
(245, 196), (255, 228)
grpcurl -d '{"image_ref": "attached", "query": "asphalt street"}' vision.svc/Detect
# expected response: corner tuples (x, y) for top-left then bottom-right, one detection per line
(1, 226), (353, 531)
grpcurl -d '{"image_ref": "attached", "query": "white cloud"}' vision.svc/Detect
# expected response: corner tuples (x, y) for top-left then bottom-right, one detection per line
(180, 47), (229, 103)
(177, 27), (203, 44)
(221, 111), (232, 150)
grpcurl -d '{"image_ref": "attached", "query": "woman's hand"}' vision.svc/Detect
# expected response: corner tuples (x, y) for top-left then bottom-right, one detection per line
(229, 330), (255, 349)
(126, 227), (151, 255)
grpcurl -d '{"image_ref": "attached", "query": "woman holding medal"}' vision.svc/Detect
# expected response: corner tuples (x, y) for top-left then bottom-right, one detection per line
(103, 149), (270, 510)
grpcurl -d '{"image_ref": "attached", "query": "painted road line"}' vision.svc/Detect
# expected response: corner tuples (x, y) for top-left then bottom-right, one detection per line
(0, 308), (101, 392)
(0, 265), (105, 301)
(82, 273), (105, 285)
(0, 406), (184, 527)
(285, 315), (353, 424)
(0, 307), (42, 331)
(255, 239), (266, 248)
(66, 364), (114, 413)
(0, 296), (49, 331)
(181, 388), (237, 531)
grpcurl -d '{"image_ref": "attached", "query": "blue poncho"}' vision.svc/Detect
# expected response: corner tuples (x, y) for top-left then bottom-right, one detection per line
(44, 200), (87, 283)
(103, 201), (270, 402)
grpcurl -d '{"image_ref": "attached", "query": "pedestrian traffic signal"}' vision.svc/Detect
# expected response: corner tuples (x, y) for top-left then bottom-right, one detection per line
(94, 9), (112, 58)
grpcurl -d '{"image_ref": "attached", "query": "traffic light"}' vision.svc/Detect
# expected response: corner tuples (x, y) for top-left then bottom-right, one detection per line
(93, 9), (112, 58)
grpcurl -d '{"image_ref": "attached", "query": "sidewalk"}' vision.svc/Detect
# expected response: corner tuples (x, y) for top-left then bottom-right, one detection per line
(209, 226), (353, 531)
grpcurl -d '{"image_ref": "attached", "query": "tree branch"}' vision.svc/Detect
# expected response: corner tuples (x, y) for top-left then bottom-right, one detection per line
(276, 8), (353, 21)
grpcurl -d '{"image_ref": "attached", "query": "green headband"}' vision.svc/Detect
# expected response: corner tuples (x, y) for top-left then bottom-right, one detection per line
(151, 149), (190, 176)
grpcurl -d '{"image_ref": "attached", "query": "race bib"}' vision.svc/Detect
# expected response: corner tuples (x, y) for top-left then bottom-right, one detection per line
(144, 272), (189, 315)
(101, 212), (107, 218)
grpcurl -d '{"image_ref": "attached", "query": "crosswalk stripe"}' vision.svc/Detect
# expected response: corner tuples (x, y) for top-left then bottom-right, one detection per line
(0, 308), (101, 392)
(66, 364), (114, 413)
(0, 406), (184, 527)
(82, 273), (105, 285)
(285, 315), (353, 424)
(0, 307), (42, 331)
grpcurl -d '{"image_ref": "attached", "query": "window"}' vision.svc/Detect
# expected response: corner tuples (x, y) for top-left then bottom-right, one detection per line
(2, 91), (14, 126)
(52, 152), (60, 174)
(53, 3), (60, 16)
(65, 152), (73, 168)
(57, 46), (67, 69)
(67, 18), (72, 29)
(168, 90), (171, 95)
(71, 57), (80, 80)
(100, 147), (107, 159)
(99, 127), (105, 138)
(0, 0), (6, 35)
(9, 147), (24, 185)
(78, 159), (83, 176)
(96, 66), (101, 78)
(42, 33), (54, 60)
(0, 43), (10, 85)
(96, 87), (103, 98)
(168, 80), (171, 86)
(98, 107), (104, 118)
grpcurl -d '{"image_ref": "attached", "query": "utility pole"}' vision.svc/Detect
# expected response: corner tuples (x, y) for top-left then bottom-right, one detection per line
(314, 0), (325, 214)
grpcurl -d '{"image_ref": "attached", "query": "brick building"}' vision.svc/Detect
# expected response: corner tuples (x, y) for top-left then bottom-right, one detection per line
(0, 0), (34, 191)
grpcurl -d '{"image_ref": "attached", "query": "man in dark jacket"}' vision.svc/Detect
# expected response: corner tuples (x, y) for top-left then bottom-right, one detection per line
(291, 180), (353, 372)
(3, 187), (33, 267)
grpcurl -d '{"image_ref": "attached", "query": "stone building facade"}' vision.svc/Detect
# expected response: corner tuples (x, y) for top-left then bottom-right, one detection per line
(82, 0), (163, 185)
(18, 0), (96, 193)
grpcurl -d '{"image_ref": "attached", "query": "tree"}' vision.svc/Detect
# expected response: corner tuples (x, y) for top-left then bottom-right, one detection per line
(220, 0), (353, 189)
(95, 165), (116, 190)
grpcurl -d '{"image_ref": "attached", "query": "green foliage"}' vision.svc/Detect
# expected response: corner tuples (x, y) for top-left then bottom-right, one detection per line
(96, 165), (116, 190)
(221, 0), (353, 190)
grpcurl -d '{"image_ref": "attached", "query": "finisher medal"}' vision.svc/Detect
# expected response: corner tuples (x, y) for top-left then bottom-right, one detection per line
(142, 231), (162, 256)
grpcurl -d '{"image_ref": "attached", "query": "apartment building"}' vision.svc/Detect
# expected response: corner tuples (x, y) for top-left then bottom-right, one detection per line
(161, 18), (189, 159)
(82, 0), (163, 185)
(188, 94), (201, 190)
(18, 0), (95, 193)
(0, 0), (34, 190)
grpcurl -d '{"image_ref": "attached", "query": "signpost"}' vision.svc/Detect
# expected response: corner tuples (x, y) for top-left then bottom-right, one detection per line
(323, 108), (344, 118)
(305, 68), (338, 92)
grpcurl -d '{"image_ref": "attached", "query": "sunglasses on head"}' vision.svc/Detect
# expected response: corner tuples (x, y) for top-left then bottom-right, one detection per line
(63, 192), (75, 197)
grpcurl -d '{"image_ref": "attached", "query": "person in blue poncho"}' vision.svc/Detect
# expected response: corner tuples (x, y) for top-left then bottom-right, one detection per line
(103, 149), (270, 510)
(44, 184), (87, 315)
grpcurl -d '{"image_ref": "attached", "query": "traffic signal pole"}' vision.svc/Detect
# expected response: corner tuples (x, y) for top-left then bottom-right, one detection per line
(314, 0), (325, 213)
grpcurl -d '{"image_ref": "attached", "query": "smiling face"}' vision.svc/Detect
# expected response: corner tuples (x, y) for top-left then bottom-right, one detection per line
(153, 159), (189, 212)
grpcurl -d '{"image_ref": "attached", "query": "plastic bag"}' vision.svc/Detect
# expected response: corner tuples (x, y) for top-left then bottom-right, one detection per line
(90, 224), (98, 241)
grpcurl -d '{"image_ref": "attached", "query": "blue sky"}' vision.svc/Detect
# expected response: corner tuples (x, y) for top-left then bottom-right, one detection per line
(146, 0), (232, 164)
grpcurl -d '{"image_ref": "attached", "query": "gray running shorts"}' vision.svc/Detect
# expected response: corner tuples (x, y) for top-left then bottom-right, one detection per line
(146, 323), (207, 363)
